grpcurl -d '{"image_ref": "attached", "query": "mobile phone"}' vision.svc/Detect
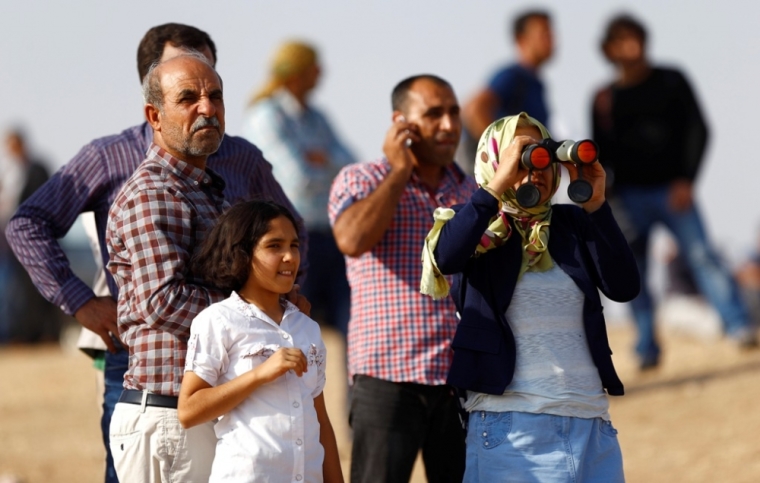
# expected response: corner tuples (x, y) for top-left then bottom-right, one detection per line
(398, 116), (414, 147)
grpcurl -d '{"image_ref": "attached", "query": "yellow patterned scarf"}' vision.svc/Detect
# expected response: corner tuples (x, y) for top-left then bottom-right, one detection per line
(421, 113), (559, 299)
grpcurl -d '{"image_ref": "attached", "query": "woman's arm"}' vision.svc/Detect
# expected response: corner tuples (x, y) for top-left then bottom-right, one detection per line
(579, 202), (640, 302)
(314, 393), (344, 483)
(434, 189), (500, 274)
(435, 133), (537, 274)
(178, 347), (308, 428)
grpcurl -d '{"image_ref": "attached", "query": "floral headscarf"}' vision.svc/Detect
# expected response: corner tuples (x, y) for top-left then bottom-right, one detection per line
(420, 112), (560, 299)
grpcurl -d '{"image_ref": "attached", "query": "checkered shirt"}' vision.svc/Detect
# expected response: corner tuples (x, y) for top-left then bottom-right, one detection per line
(329, 158), (477, 385)
(107, 144), (229, 396)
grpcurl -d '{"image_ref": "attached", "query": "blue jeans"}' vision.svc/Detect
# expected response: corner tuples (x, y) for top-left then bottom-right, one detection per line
(349, 375), (466, 483)
(616, 186), (751, 360)
(464, 411), (624, 483)
(103, 346), (129, 483)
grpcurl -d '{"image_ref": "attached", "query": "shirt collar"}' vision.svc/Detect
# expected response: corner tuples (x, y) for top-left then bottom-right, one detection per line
(230, 291), (300, 326)
(272, 87), (307, 118)
(400, 160), (467, 192)
(146, 142), (226, 192)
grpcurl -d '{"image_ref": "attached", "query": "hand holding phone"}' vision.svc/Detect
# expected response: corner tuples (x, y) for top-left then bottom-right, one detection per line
(397, 116), (414, 147)
(384, 115), (418, 177)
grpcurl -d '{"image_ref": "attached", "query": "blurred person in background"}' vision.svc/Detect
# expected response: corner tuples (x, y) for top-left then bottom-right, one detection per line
(5, 23), (306, 483)
(459, 10), (554, 172)
(243, 41), (354, 337)
(0, 128), (56, 343)
(592, 14), (757, 370)
(736, 229), (760, 328)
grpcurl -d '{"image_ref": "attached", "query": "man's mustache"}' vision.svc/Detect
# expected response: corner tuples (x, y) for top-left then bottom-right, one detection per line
(191, 116), (221, 133)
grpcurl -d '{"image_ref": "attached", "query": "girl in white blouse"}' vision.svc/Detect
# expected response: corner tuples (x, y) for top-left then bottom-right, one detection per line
(178, 200), (343, 483)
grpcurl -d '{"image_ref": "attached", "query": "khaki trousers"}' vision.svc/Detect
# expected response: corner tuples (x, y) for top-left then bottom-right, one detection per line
(110, 399), (216, 483)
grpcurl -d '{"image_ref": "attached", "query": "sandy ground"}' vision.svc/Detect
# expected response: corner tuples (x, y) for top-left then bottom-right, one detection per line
(1, 320), (760, 483)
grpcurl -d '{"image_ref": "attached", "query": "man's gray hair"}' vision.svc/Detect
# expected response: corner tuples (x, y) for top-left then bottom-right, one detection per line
(141, 48), (218, 111)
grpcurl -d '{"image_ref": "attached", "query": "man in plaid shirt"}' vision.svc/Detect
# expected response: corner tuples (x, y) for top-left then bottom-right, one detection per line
(106, 52), (229, 482)
(329, 75), (477, 482)
(6, 24), (307, 483)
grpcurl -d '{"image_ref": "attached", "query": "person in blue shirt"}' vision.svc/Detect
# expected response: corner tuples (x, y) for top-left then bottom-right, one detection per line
(460, 10), (554, 171)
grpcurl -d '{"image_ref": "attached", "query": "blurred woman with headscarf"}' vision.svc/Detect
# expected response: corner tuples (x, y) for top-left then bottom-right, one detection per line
(242, 40), (355, 337)
(420, 113), (639, 482)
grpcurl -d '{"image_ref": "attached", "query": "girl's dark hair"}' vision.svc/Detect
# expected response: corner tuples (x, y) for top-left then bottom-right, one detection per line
(192, 200), (299, 294)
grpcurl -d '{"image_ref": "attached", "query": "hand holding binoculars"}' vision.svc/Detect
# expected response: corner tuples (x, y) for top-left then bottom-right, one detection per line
(516, 138), (599, 208)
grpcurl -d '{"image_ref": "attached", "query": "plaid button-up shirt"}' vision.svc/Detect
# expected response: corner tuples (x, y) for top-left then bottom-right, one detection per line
(107, 144), (229, 396)
(328, 158), (477, 385)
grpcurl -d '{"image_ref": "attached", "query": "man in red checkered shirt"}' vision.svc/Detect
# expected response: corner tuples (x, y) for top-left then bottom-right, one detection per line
(329, 75), (477, 483)
(106, 52), (229, 482)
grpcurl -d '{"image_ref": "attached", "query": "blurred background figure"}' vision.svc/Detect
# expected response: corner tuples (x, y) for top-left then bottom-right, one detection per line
(736, 229), (760, 328)
(591, 13), (757, 370)
(0, 128), (57, 343)
(243, 40), (354, 336)
(459, 9), (554, 172)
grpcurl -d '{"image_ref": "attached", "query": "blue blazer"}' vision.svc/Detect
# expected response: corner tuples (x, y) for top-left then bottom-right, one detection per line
(434, 189), (640, 396)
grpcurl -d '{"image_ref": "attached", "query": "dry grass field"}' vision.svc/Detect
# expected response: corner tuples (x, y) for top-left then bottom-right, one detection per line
(1, 321), (759, 483)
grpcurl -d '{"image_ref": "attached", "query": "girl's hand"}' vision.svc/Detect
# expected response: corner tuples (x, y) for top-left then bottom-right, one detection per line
(487, 135), (540, 196)
(563, 161), (606, 213)
(255, 348), (308, 384)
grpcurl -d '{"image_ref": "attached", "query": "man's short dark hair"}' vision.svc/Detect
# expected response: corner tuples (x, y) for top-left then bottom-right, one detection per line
(512, 10), (551, 40)
(137, 23), (217, 82)
(391, 74), (452, 112)
(601, 14), (648, 49)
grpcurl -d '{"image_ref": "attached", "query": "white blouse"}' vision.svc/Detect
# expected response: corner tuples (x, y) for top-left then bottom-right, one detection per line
(464, 263), (610, 420)
(186, 291), (327, 483)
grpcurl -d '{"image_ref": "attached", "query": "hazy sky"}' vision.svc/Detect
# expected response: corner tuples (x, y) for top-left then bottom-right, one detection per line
(1, 0), (758, 262)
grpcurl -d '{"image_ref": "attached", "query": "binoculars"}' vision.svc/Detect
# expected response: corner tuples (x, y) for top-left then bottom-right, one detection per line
(516, 138), (599, 208)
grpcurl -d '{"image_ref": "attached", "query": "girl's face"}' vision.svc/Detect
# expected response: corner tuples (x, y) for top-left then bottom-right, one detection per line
(249, 215), (300, 296)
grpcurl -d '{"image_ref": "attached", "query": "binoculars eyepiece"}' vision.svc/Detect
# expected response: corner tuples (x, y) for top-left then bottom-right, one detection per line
(515, 138), (599, 208)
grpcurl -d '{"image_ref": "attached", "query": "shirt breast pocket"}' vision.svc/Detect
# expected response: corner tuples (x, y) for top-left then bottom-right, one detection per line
(301, 343), (323, 392)
(240, 343), (281, 373)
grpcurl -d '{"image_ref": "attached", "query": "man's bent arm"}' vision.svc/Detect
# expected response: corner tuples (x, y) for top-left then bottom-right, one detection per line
(463, 88), (498, 141)
(6, 145), (110, 316)
(108, 189), (225, 338)
(332, 166), (409, 257)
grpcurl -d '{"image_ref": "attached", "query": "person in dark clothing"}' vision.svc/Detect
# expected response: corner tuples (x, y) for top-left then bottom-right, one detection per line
(591, 14), (757, 370)
(0, 129), (57, 343)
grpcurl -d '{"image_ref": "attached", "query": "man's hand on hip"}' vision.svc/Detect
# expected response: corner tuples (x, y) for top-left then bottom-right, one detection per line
(74, 296), (122, 352)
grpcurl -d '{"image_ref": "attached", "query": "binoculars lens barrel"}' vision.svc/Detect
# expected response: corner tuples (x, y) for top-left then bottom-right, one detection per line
(514, 137), (599, 208)
(521, 145), (552, 170)
(573, 141), (598, 164)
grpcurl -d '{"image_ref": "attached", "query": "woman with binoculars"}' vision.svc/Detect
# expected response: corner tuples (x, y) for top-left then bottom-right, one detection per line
(421, 112), (639, 482)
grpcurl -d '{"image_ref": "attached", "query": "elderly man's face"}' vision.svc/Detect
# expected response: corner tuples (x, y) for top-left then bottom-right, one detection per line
(152, 56), (225, 164)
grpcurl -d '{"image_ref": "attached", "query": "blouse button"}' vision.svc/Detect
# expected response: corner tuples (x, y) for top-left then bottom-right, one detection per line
(482, 432), (487, 437)
(296, 439), (303, 445)
(295, 476), (303, 481)
(293, 401), (300, 408)
(282, 333), (290, 340)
